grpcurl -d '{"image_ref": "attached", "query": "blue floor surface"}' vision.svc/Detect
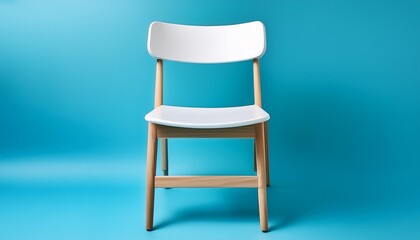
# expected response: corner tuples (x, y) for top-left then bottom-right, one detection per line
(1, 154), (419, 240)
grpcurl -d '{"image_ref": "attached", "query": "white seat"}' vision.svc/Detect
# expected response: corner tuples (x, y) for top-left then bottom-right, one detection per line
(145, 105), (270, 129)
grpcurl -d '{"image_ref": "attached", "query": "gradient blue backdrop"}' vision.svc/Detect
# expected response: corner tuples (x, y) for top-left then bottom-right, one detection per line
(1, 1), (419, 239)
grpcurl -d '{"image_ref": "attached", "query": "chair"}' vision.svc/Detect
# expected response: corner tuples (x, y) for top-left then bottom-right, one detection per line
(145, 21), (270, 232)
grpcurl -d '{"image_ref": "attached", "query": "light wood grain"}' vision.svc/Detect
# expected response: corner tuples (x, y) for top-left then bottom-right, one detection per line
(253, 59), (262, 107)
(154, 59), (163, 107)
(155, 176), (258, 188)
(157, 125), (256, 138)
(255, 123), (268, 232)
(253, 58), (270, 187)
(264, 121), (270, 186)
(254, 142), (257, 172)
(161, 138), (168, 176)
(145, 123), (157, 231)
(146, 57), (270, 232)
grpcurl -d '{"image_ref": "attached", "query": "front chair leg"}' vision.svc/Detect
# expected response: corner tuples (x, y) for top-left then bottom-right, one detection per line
(256, 123), (268, 232)
(254, 133), (269, 187)
(146, 123), (158, 231)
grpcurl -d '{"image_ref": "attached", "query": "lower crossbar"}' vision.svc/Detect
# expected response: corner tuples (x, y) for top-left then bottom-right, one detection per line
(155, 176), (258, 188)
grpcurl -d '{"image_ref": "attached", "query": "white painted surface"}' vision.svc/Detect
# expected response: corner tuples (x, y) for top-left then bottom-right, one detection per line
(145, 105), (270, 129)
(148, 21), (266, 63)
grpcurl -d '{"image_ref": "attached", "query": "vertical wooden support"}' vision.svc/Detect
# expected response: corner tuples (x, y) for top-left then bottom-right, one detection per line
(161, 138), (168, 175)
(264, 122), (270, 186)
(146, 123), (157, 231)
(155, 59), (163, 107)
(253, 142), (257, 172)
(253, 59), (262, 107)
(255, 123), (268, 232)
(154, 59), (169, 176)
(146, 59), (163, 231)
(253, 58), (270, 186)
(253, 58), (261, 173)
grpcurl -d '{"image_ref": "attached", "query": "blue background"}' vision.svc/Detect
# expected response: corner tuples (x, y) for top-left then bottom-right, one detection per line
(1, 0), (419, 239)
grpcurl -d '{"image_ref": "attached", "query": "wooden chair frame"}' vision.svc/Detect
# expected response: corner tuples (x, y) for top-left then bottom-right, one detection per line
(146, 58), (270, 232)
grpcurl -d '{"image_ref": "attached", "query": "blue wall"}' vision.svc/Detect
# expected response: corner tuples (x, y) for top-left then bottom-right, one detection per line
(1, 0), (420, 239)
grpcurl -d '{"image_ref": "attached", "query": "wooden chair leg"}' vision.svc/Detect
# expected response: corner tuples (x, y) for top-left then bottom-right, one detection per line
(146, 123), (158, 231)
(255, 123), (268, 232)
(253, 141), (257, 172)
(161, 138), (168, 176)
(264, 122), (270, 186)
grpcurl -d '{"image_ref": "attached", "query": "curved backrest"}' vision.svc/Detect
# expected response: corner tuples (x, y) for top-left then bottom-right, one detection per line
(147, 21), (266, 63)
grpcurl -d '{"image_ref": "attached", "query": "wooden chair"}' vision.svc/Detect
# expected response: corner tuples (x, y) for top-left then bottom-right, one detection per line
(145, 21), (270, 232)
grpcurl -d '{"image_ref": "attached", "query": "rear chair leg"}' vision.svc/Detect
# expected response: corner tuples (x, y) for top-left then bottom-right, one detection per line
(253, 141), (257, 172)
(264, 122), (270, 186)
(161, 138), (168, 176)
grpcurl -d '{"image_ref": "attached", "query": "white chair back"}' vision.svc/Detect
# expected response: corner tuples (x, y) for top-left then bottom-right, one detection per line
(148, 21), (266, 63)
